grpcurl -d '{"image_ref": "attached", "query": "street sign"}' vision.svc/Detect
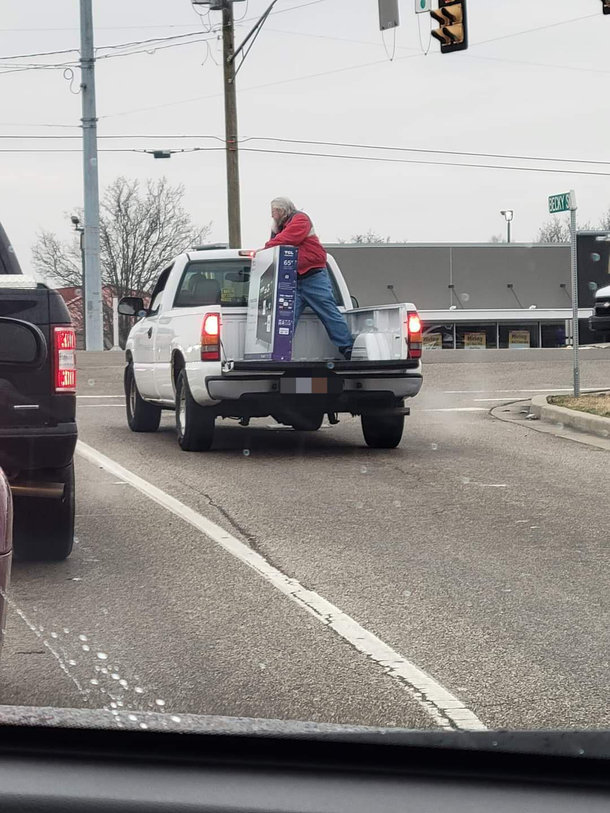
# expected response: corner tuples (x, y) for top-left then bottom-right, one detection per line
(550, 188), (581, 397)
(416, 0), (432, 12)
(549, 192), (573, 214)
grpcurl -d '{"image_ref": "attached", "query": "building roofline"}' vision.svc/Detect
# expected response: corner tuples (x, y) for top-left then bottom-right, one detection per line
(420, 308), (591, 321)
(326, 243), (570, 249)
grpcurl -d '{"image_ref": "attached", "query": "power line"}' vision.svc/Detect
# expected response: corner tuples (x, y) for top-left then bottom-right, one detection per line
(95, 29), (213, 52)
(3, 143), (610, 179)
(0, 29), (210, 64)
(472, 12), (599, 48)
(462, 53), (610, 77)
(238, 146), (610, 179)
(99, 53), (404, 118)
(242, 136), (610, 168)
(0, 2), (328, 63)
(0, 147), (223, 153)
(0, 25), (210, 31)
(264, 26), (419, 52)
(96, 35), (216, 62)
(0, 46), (80, 62)
(1, 131), (609, 170)
(0, 5), (596, 68)
(0, 121), (80, 128)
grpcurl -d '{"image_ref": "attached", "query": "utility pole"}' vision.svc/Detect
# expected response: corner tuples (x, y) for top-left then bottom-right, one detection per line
(79, 0), (104, 351)
(222, 1), (242, 248)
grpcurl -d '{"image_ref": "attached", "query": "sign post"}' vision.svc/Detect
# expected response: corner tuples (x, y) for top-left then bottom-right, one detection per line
(549, 191), (579, 397)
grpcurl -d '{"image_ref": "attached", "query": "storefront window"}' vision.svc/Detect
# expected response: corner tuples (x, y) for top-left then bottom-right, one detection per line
(541, 323), (566, 348)
(499, 323), (540, 349)
(422, 323), (454, 349)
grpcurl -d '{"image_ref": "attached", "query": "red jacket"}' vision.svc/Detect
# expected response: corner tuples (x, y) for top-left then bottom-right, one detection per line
(264, 212), (327, 276)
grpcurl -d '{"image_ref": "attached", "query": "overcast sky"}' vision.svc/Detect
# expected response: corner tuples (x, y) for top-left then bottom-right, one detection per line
(1, 0), (609, 273)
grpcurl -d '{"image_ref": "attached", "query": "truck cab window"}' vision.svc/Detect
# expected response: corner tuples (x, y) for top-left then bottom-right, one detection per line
(148, 265), (173, 315)
(174, 261), (251, 308)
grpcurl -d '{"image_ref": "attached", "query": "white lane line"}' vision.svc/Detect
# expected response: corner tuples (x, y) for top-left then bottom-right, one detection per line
(421, 407), (488, 413)
(444, 387), (607, 394)
(76, 440), (487, 732)
(77, 395), (124, 399)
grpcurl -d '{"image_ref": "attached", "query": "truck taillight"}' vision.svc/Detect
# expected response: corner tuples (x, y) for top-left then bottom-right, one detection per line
(407, 311), (422, 359)
(201, 313), (221, 361)
(53, 326), (77, 392)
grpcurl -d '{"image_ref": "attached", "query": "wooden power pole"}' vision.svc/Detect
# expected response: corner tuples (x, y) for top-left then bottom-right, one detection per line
(222, 1), (242, 248)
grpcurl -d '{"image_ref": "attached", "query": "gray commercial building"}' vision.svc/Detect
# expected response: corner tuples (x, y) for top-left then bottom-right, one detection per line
(326, 243), (593, 350)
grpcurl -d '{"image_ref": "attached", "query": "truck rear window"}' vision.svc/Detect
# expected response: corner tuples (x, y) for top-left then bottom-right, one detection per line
(174, 261), (251, 308)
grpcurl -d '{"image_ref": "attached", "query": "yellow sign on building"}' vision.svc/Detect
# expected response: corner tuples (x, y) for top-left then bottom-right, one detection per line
(509, 330), (531, 349)
(464, 332), (486, 349)
(423, 333), (443, 349)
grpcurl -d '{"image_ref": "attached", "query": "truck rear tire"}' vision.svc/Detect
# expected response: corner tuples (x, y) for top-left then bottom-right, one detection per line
(176, 369), (216, 452)
(125, 362), (161, 433)
(361, 413), (404, 449)
(13, 462), (75, 561)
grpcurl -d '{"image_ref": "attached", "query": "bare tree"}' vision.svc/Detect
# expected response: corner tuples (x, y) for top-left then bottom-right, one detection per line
(32, 177), (211, 346)
(535, 217), (571, 243)
(337, 229), (394, 244)
(599, 207), (610, 231)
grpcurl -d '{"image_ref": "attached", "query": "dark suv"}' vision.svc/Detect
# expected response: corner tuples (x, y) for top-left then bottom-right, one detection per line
(0, 222), (77, 560)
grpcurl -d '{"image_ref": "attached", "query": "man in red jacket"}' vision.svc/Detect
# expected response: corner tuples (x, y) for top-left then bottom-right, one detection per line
(262, 197), (354, 359)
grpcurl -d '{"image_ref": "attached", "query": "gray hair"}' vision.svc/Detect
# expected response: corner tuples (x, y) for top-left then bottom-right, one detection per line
(270, 197), (297, 218)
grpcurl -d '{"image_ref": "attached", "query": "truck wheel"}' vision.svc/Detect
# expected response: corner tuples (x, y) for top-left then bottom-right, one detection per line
(361, 413), (404, 449)
(291, 413), (324, 432)
(13, 463), (75, 561)
(176, 369), (215, 452)
(125, 362), (161, 432)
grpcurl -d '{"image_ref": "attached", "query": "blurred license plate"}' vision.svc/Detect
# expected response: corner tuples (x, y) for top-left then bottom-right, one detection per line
(281, 377), (331, 395)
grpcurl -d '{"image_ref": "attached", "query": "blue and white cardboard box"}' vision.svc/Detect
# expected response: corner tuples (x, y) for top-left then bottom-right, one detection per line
(244, 245), (298, 361)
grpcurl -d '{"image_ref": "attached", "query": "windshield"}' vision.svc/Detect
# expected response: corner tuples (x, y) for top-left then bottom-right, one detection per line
(1, 0), (610, 746)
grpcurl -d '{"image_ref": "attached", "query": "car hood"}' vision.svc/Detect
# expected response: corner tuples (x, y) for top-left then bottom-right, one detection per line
(0, 705), (609, 760)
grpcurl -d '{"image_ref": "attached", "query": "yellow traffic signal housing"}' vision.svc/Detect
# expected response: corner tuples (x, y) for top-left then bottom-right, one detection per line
(430, 0), (468, 53)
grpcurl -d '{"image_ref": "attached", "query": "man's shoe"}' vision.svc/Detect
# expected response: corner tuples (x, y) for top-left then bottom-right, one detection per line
(342, 348), (352, 361)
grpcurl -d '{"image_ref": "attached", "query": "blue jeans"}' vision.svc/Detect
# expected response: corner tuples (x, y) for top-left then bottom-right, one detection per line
(294, 269), (354, 356)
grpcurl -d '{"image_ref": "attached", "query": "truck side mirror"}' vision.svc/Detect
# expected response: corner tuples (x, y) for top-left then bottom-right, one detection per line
(350, 295), (360, 309)
(118, 296), (145, 317)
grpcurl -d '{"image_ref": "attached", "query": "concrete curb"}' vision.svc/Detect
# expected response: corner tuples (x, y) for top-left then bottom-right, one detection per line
(530, 394), (610, 438)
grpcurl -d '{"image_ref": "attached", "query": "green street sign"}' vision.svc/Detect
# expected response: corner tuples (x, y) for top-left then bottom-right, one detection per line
(549, 192), (571, 214)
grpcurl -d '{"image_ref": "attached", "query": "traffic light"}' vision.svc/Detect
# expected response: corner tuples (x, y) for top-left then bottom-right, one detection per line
(430, 0), (468, 53)
(602, 0), (610, 14)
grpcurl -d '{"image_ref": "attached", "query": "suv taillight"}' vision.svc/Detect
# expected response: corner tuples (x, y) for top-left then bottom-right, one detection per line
(407, 311), (422, 359)
(53, 326), (77, 392)
(201, 313), (221, 361)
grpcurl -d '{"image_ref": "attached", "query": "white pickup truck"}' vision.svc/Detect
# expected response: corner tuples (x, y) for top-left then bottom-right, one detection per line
(119, 246), (423, 451)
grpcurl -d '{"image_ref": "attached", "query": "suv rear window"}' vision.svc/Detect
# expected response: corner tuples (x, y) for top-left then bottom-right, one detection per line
(174, 260), (251, 308)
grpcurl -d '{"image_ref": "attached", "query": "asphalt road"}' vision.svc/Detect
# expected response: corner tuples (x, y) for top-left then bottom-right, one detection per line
(1, 351), (610, 731)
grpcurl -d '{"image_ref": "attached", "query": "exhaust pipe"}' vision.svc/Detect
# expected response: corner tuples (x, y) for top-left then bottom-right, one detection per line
(9, 481), (65, 500)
